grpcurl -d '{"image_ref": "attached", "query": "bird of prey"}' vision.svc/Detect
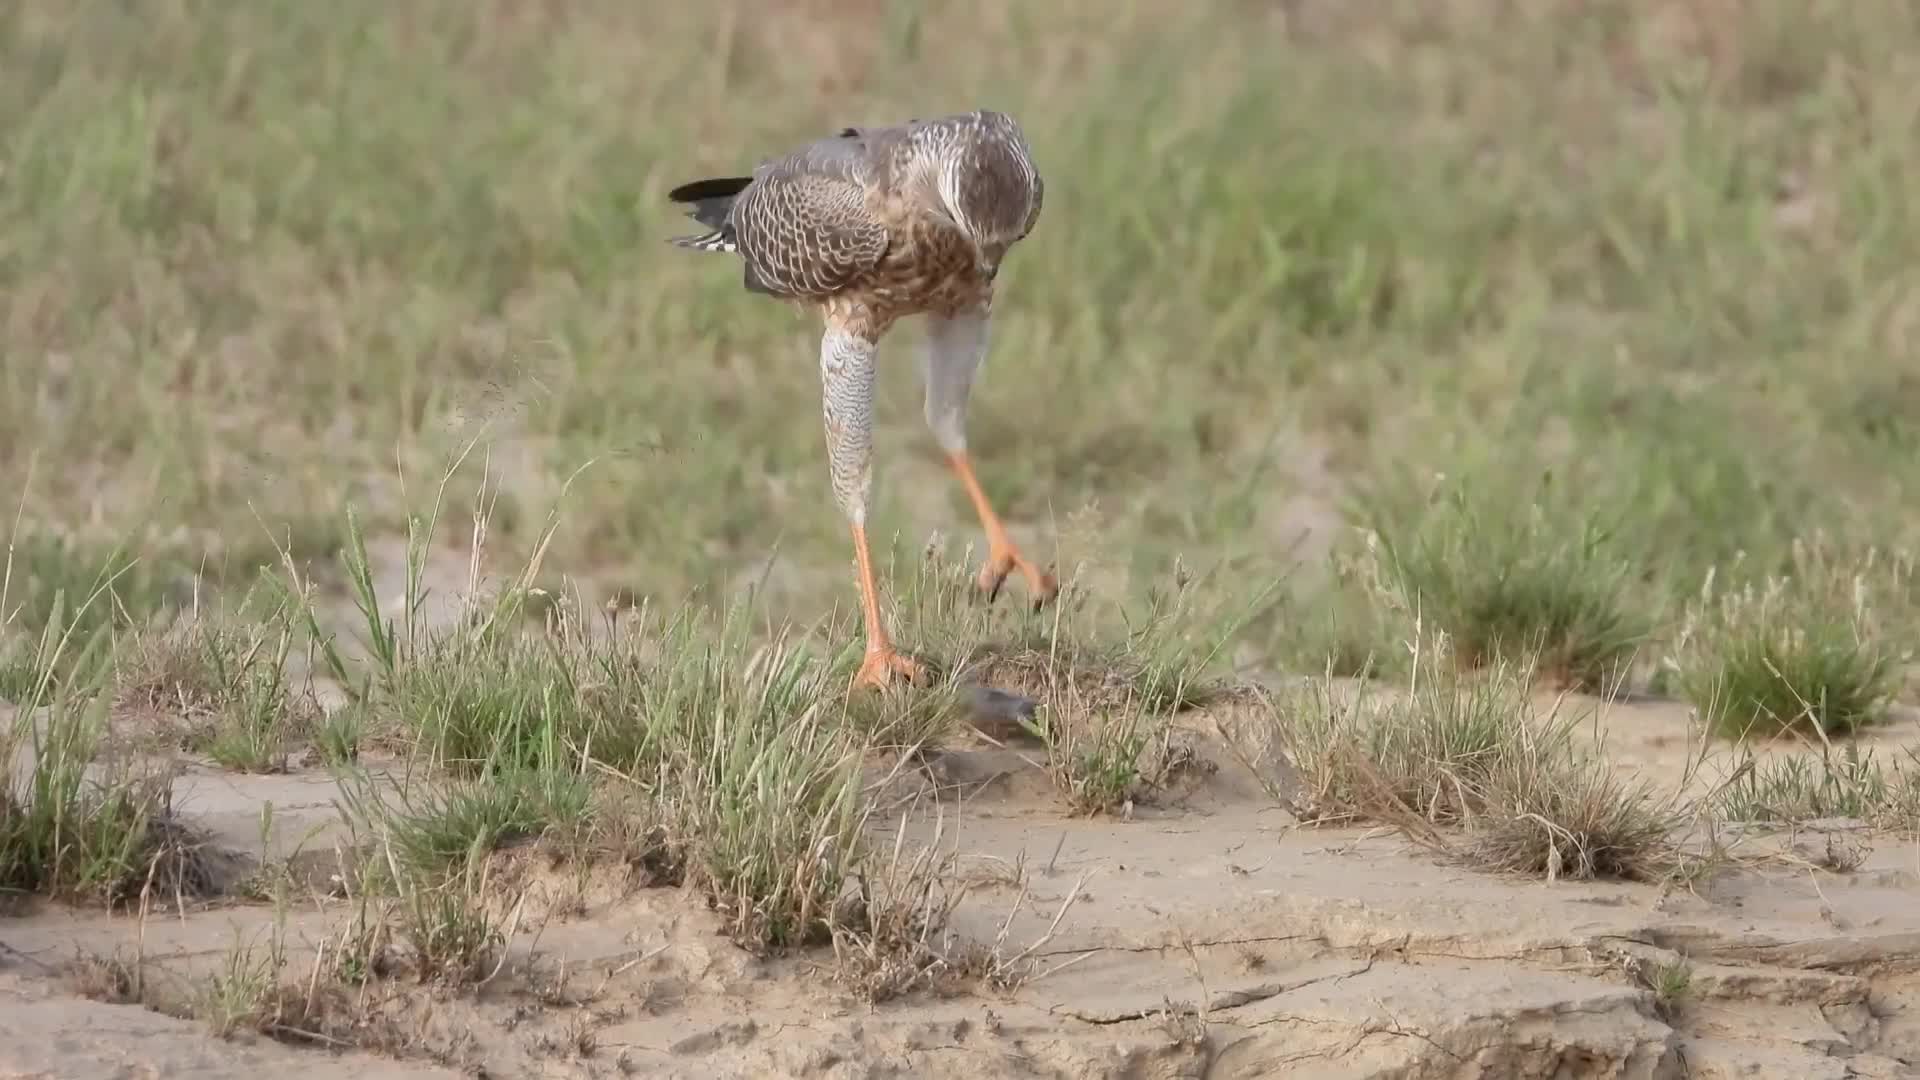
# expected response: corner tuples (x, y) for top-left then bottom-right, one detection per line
(666, 109), (1056, 690)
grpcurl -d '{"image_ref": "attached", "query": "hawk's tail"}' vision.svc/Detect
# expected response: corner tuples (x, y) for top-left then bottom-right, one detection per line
(667, 175), (752, 253)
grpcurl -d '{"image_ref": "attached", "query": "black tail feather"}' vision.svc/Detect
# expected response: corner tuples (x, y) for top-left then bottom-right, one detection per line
(668, 175), (753, 230)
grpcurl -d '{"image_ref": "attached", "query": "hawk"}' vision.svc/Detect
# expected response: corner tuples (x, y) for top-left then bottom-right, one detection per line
(667, 110), (1056, 690)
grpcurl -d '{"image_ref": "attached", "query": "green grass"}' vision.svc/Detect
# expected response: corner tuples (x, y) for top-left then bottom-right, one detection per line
(1, 618), (207, 907)
(1716, 744), (1920, 830)
(1667, 539), (1908, 740)
(1639, 956), (1695, 1023)
(2, 532), (184, 641)
(345, 765), (594, 882)
(1358, 467), (1653, 694)
(1019, 696), (1162, 816)
(4, 1), (1920, 636)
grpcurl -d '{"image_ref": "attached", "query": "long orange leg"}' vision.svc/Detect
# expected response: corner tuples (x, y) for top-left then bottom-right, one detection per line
(946, 451), (1058, 609)
(850, 521), (927, 689)
(923, 308), (1058, 610)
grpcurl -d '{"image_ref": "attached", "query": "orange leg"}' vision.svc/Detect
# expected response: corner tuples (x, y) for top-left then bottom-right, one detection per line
(945, 451), (1058, 609)
(850, 521), (929, 689)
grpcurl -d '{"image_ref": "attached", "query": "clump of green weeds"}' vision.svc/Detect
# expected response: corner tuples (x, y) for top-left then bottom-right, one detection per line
(1, 605), (210, 906)
(1017, 692), (1169, 816)
(1715, 744), (1920, 831)
(1636, 955), (1695, 1023)
(655, 623), (872, 949)
(313, 702), (365, 766)
(1667, 539), (1908, 741)
(304, 479), (583, 772)
(325, 773), (525, 991)
(383, 868), (511, 986)
(194, 924), (290, 1038)
(1359, 469), (1652, 695)
(378, 616), (590, 773)
(339, 764), (592, 885)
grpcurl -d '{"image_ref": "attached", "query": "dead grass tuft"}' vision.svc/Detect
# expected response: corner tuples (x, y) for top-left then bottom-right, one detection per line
(829, 814), (983, 1004)
(1222, 647), (1680, 882)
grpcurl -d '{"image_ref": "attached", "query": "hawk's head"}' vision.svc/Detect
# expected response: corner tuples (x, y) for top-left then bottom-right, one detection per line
(935, 111), (1044, 276)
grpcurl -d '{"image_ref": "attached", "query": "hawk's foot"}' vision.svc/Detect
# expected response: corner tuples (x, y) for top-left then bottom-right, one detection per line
(977, 545), (1059, 611)
(854, 643), (930, 690)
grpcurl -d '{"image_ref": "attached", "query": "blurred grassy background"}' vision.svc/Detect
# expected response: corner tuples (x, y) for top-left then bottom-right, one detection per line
(3, 0), (1918, 672)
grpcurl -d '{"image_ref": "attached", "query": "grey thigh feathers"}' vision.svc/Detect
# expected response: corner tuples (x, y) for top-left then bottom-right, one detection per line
(922, 309), (991, 455)
(820, 327), (879, 525)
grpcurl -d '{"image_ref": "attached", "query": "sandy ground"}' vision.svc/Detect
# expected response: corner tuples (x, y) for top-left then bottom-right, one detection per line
(3, 689), (1919, 1080)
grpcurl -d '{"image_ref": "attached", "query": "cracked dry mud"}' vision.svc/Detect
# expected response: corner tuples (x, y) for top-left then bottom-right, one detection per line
(2, 694), (1918, 1079)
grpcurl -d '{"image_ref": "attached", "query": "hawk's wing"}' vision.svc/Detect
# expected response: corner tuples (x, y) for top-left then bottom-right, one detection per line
(728, 135), (891, 298)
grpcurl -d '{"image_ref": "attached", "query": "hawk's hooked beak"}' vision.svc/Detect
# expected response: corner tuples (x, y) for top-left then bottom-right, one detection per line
(977, 241), (1008, 283)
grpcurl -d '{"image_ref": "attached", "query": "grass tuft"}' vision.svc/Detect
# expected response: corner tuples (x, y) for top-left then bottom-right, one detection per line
(1, 618), (211, 907)
(1224, 650), (1677, 882)
(1667, 540), (1908, 741)
(1638, 956), (1695, 1023)
(306, 483), (877, 954)
(1018, 693), (1173, 817)
(1464, 721), (1678, 882)
(1360, 470), (1652, 694)
(828, 815), (981, 1004)
(666, 635), (871, 950)
(115, 589), (321, 772)
(884, 542), (1268, 717)
(340, 764), (594, 885)
(1715, 745), (1920, 831)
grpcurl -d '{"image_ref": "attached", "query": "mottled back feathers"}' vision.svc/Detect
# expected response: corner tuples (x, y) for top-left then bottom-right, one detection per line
(730, 138), (890, 297)
(668, 111), (1043, 305)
